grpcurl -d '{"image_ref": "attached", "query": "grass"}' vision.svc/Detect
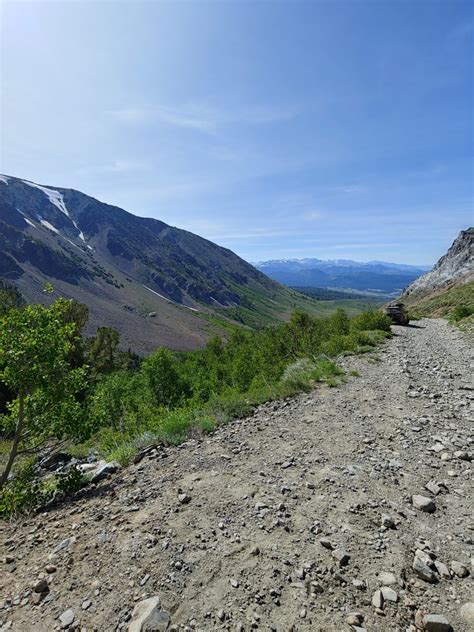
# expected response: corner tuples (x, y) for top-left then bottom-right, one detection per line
(404, 281), (474, 319)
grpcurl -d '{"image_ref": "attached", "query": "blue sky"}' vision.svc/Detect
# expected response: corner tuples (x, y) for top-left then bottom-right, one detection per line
(1, 1), (472, 265)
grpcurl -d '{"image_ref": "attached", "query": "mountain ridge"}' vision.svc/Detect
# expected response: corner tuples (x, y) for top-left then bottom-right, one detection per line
(0, 174), (320, 353)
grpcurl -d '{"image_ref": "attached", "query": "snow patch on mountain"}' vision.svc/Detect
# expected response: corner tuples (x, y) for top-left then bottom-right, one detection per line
(23, 180), (70, 217)
(40, 219), (60, 234)
(0, 175), (10, 185)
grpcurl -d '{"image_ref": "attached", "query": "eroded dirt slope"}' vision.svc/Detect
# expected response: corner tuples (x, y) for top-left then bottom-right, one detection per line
(1, 319), (473, 632)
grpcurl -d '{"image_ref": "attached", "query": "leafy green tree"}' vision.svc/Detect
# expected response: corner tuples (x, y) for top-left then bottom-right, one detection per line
(142, 348), (189, 409)
(86, 327), (120, 376)
(0, 299), (87, 487)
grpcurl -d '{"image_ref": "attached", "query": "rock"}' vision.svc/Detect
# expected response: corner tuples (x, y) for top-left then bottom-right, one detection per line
(332, 548), (350, 566)
(352, 579), (366, 590)
(425, 480), (442, 495)
(460, 602), (474, 626)
(346, 612), (364, 626)
(31, 592), (43, 605)
(250, 545), (260, 556)
(319, 537), (334, 550)
(372, 589), (383, 609)
(422, 614), (451, 632)
(59, 609), (75, 629)
(53, 538), (73, 553)
(129, 596), (171, 632)
(178, 493), (191, 505)
(34, 578), (48, 593)
(40, 452), (72, 471)
(381, 586), (398, 602)
(454, 450), (471, 461)
(434, 560), (451, 579)
(451, 560), (469, 577)
(379, 571), (397, 585)
(381, 513), (395, 529)
(413, 555), (438, 583)
(90, 461), (120, 484)
(412, 495), (436, 513)
(45, 564), (57, 574)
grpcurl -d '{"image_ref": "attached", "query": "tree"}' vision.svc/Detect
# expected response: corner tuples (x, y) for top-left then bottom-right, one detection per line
(142, 348), (189, 410)
(0, 299), (87, 487)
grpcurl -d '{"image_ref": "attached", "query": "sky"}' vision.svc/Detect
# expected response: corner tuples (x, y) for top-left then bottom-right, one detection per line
(1, 0), (473, 265)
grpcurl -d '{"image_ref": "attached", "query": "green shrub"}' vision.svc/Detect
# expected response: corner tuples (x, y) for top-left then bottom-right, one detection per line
(451, 305), (474, 321)
(350, 310), (392, 333)
(56, 466), (88, 495)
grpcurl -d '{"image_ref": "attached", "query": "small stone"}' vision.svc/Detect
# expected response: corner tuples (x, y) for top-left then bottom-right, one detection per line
(216, 609), (226, 621)
(422, 614), (451, 632)
(346, 612), (364, 626)
(332, 548), (350, 566)
(59, 609), (75, 629)
(90, 461), (120, 484)
(412, 495), (436, 513)
(81, 600), (91, 611)
(178, 493), (191, 505)
(425, 480), (442, 495)
(250, 545), (260, 556)
(381, 514), (395, 529)
(352, 579), (366, 590)
(413, 555), (438, 583)
(381, 586), (398, 602)
(31, 592), (43, 606)
(319, 537), (334, 550)
(299, 608), (307, 619)
(434, 561), (451, 579)
(45, 564), (57, 574)
(372, 589), (383, 609)
(129, 596), (171, 632)
(378, 571), (397, 585)
(230, 579), (239, 588)
(34, 578), (48, 593)
(451, 561), (469, 578)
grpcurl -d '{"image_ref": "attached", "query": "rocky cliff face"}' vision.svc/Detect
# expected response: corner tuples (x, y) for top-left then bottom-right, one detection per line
(402, 228), (473, 299)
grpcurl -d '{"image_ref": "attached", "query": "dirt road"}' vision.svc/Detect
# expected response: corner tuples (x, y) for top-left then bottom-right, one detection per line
(1, 319), (473, 631)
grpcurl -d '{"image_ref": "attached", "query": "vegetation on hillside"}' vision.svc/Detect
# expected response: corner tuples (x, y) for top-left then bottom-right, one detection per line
(406, 281), (474, 320)
(0, 282), (392, 516)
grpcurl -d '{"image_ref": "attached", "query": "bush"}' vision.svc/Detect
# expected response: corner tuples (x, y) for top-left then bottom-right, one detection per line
(451, 305), (474, 321)
(350, 310), (392, 333)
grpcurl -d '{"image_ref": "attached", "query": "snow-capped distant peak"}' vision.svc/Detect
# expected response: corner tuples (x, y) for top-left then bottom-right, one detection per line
(23, 180), (70, 217)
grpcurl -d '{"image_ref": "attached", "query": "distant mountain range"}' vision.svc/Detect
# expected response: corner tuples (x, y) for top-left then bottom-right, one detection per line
(254, 258), (430, 296)
(0, 175), (319, 353)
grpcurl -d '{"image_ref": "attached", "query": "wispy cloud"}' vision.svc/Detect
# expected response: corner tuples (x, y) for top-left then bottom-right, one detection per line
(76, 159), (150, 176)
(109, 102), (300, 133)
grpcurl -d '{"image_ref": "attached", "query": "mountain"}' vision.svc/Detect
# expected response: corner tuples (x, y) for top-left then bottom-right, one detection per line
(402, 228), (473, 299)
(0, 175), (319, 354)
(400, 228), (474, 316)
(254, 258), (428, 296)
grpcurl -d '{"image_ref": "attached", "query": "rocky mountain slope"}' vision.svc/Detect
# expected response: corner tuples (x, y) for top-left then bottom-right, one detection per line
(402, 229), (473, 300)
(255, 258), (428, 296)
(0, 175), (317, 353)
(1, 319), (473, 631)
